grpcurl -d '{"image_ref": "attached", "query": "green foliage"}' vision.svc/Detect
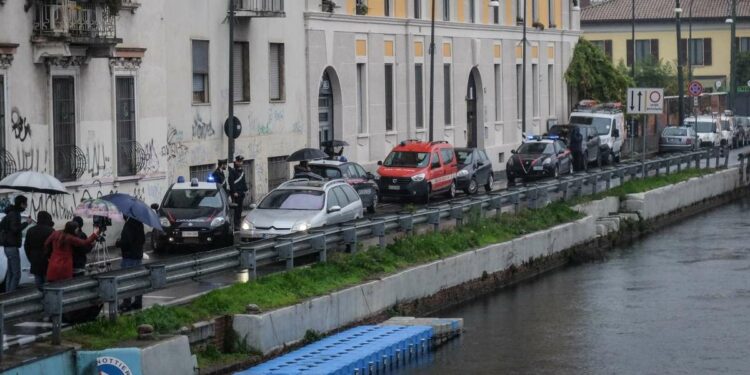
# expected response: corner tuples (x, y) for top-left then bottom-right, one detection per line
(632, 58), (686, 96)
(735, 52), (750, 89)
(565, 39), (633, 103)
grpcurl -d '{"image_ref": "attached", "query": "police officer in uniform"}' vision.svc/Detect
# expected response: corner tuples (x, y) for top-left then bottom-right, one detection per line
(212, 159), (228, 191)
(228, 155), (249, 230)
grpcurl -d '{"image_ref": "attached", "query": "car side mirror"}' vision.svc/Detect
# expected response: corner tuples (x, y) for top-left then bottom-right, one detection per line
(249, 203), (257, 210)
(511, 149), (517, 154)
(476, 160), (484, 166)
(587, 135), (594, 140)
(377, 160), (383, 166)
(366, 172), (375, 180)
(328, 205), (341, 213)
(150, 203), (159, 210)
(612, 129), (620, 138)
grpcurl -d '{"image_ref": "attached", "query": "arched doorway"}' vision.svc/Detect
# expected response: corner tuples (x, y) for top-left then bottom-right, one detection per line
(317, 68), (343, 147)
(466, 67), (484, 148)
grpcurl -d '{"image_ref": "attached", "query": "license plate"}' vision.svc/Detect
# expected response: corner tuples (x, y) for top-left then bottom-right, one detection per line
(183, 231), (199, 238)
(388, 185), (400, 191)
(533, 166), (543, 171)
(669, 138), (680, 143)
(357, 189), (371, 195)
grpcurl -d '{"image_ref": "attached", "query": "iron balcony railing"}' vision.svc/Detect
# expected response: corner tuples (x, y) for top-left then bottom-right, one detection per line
(33, 0), (117, 40)
(0, 149), (738, 359)
(235, 0), (285, 15)
(0, 149), (16, 181)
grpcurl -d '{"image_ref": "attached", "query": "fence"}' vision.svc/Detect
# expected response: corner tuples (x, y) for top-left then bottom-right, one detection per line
(0, 148), (738, 360)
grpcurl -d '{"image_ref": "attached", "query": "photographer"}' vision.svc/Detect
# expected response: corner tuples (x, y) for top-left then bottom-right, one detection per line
(71, 216), (94, 277)
(117, 217), (145, 311)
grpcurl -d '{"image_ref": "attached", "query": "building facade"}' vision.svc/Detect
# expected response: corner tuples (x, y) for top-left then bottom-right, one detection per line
(0, 0), (581, 224)
(582, 0), (750, 92)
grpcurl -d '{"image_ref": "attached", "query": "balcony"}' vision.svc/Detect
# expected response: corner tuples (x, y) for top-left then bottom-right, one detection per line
(235, 0), (286, 18)
(32, 0), (121, 46)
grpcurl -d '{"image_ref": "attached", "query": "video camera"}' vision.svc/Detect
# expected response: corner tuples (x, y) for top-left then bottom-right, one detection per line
(93, 215), (112, 231)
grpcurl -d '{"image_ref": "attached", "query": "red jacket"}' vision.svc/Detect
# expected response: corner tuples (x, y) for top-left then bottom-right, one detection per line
(45, 231), (97, 282)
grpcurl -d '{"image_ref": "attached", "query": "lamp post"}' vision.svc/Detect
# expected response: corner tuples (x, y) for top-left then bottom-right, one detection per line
(728, 0), (737, 110)
(687, 0), (694, 83)
(631, 0), (636, 80)
(428, 0), (436, 141)
(227, 0), (236, 162)
(676, 1), (685, 127)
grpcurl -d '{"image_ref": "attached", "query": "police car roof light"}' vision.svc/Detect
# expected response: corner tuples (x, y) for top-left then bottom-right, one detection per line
(190, 178), (199, 187)
(207, 174), (216, 182)
(177, 176), (186, 183)
(544, 135), (560, 140)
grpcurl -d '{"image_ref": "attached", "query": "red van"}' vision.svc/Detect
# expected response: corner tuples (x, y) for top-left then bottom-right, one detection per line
(376, 140), (459, 202)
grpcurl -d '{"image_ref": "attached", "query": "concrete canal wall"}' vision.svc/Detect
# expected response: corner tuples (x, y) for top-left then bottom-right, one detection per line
(234, 168), (745, 355)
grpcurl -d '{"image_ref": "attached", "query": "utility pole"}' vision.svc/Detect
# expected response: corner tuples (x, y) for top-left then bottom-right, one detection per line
(676, 0), (685, 126)
(730, 0), (737, 110)
(227, 0), (236, 162)
(428, 0), (436, 142)
(687, 0), (693, 83)
(631, 0), (636, 80)
(522, 0), (527, 136)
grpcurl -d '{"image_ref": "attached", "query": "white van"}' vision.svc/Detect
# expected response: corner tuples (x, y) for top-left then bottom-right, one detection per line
(569, 108), (626, 164)
(684, 116), (721, 147)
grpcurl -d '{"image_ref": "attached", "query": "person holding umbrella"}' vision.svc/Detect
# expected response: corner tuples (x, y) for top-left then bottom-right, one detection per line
(228, 155), (249, 230)
(45, 221), (99, 283)
(0, 196), (30, 292)
(24, 211), (55, 289)
(117, 216), (145, 311)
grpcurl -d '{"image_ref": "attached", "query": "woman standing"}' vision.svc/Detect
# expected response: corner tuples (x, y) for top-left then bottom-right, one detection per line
(24, 211), (55, 289)
(45, 221), (99, 283)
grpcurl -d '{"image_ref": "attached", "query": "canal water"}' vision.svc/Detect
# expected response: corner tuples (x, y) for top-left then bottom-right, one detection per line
(405, 199), (750, 374)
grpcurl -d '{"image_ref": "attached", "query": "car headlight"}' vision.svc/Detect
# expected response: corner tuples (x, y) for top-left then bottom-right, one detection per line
(292, 222), (310, 232)
(159, 217), (171, 227)
(543, 157), (552, 166)
(241, 219), (253, 231)
(210, 216), (226, 228)
(412, 173), (426, 182)
(457, 169), (469, 178)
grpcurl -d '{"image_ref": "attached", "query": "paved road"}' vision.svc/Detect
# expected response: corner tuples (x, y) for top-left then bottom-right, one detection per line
(3, 145), (747, 349)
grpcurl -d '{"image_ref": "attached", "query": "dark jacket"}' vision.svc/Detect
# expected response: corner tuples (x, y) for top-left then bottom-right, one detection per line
(72, 230), (93, 270)
(119, 219), (145, 260)
(1, 205), (29, 247)
(228, 167), (249, 194)
(24, 223), (55, 276)
(212, 168), (228, 190)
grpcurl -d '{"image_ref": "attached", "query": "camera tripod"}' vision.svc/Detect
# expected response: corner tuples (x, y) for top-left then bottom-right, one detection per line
(89, 232), (112, 273)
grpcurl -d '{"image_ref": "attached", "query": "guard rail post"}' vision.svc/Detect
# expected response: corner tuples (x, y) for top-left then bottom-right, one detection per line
(489, 195), (503, 218)
(342, 225), (357, 253)
(605, 171), (611, 190)
(705, 148), (711, 169)
(510, 192), (520, 213)
(677, 155), (682, 173)
(309, 232), (327, 261)
(238, 248), (258, 280)
(724, 149), (730, 169)
(590, 175), (598, 195)
(468, 202), (482, 225)
(427, 210), (440, 232)
(276, 240), (294, 270)
(656, 159), (661, 177)
(527, 188), (538, 209)
(148, 264), (167, 290)
(42, 288), (64, 345)
(399, 215), (413, 233)
(739, 154), (745, 182)
(665, 159), (670, 175)
(371, 221), (386, 248)
(451, 206), (464, 227)
(98, 275), (119, 321)
(715, 148), (721, 169)
(0, 303), (4, 361)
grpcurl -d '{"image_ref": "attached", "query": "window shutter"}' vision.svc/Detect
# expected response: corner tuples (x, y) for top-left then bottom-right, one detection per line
(233, 43), (244, 101)
(704, 38), (712, 66)
(604, 40), (612, 61)
(626, 39), (633, 66)
(269, 43), (284, 100)
(651, 39), (659, 60)
(192, 40), (209, 74)
(679, 39), (687, 65)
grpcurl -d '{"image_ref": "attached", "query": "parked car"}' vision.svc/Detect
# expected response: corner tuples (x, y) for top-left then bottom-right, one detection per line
(720, 113), (736, 148)
(547, 124), (601, 171)
(506, 138), (574, 184)
(376, 140), (459, 202)
(569, 104), (625, 164)
(152, 178), (234, 253)
(734, 116), (750, 148)
(308, 160), (379, 213)
(684, 116), (721, 147)
(454, 147), (494, 194)
(0, 212), (35, 291)
(240, 179), (363, 241)
(659, 126), (697, 153)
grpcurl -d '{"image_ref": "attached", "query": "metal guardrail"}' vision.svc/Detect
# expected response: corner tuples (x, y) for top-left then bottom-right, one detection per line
(0, 148), (736, 358)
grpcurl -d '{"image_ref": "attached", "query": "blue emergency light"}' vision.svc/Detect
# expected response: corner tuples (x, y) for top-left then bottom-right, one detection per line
(207, 174), (216, 182)
(177, 176), (185, 183)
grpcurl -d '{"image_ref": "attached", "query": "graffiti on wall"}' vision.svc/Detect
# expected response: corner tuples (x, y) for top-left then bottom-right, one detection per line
(10, 108), (31, 142)
(256, 108), (285, 135)
(85, 143), (111, 178)
(14, 147), (48, 173)
(192, 113), (215, 140)
(137, 139), (161, 174)
(161, 124), (189, 162)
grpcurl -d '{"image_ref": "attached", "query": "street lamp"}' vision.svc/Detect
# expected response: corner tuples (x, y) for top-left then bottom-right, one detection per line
(675, 1), (685, 127)
(727, 0), (737, 110)
(492, 0), (526, 137)
(428, 0), (436, 141)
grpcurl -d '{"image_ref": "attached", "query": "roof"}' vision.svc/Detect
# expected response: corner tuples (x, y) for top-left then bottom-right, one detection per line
(582, 0), (750, 24)
(278, 179), (347, 190)
(171, 182), (218, 190)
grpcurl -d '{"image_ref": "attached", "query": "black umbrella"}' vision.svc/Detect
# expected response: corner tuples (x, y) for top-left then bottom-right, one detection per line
(287, 148), (329, 162)
(320, 140), (349, 147)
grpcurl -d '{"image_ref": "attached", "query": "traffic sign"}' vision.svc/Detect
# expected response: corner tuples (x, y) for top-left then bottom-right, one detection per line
(224, 116), (242, 139)
(627, 88), (664, 114)
(688, 80), (703, 97)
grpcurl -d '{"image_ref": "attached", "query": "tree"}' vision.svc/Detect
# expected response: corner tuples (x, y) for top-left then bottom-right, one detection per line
(632, 58), (685, 96)
(735, 52), (750, 90)
(565, 39), (633, 104)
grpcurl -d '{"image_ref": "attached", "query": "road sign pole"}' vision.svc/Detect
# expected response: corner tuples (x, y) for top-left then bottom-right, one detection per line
(642, 115), (647, 177)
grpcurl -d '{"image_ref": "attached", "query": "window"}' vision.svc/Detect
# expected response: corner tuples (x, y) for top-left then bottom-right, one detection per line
(493, 3), (500, 24)
(326, 189), (339, 210)
(498, 152), (505, 163)
(189, 164), (214, 182)
(233, 41), (250, 102)
(269, 43), (285, 101)
(444, 64), (452, 127)
(494, 64), (502, 122)
(332, 186), (350, 207)
(116, 77), (137, 177)
(385, 0), (390, 16)
(590, 40), (612, 61)
(163, 188), (223, 209)
(516, 0), (523, 24)
(443, 0), (450, 21)
(516, 64), (522, 120)
(267, 156), (289, 190)
(52, 76), (76, 182)
(548, 0), (554, 26)
(680, 38), (712, 66)
(414, 0), (421, 18)
(357, 63), (367, 133)
(415, 63), (424, 129)
(739, 37), (750, 52)
(627, 39), (659, 66)
(469, 0), (476, 23)
(431, 152), (441, 168)
(532, 64), (539, 117)
(342, 185), (360, 203)
(192, 40), (209, 103)
(440, 149), (454, 164)
(261, 190), (324, 211)
(532, 0), (538, 22)
(385, 63), (394, 131)
(548, 65), (555, 117)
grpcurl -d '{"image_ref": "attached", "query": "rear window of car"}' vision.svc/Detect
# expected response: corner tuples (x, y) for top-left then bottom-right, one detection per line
(383, 151), (430, 168)
(663, 127), (688, 136)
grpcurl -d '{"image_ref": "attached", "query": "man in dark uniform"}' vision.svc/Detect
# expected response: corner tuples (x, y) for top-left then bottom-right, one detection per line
(212, 159), (228, 191)
(228, 155), (249, 230)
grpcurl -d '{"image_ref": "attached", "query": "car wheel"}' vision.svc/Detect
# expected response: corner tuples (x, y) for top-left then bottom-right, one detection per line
(465, 178), (478, 195)
(367, 194), (378, 214)
(447, 181), (457, 199)
(484, 174), (494, 192)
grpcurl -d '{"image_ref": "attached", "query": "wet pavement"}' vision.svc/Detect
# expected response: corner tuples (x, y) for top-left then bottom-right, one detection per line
(404, 198), (750, 375)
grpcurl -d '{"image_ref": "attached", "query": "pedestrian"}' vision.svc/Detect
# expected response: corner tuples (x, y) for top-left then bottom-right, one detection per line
(294, 160), (311, 175)
(45, 221), (99, 283)
(212, 159), (229, 191)
(0, 195), (30, 292)
(24, 211), (55, 290)
(228, 155), (249, 230)
(117, 217), (145, 311)
(71, 216), (93, 277)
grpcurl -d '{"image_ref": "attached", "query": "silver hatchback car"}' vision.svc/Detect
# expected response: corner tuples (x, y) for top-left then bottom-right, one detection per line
(240, 179), (363, 241)
(659, 126), (697, 153)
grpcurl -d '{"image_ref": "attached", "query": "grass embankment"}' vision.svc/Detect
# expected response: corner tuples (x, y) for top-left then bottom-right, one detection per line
(64, 202), (582, 350)
(574, 168), (714, 204)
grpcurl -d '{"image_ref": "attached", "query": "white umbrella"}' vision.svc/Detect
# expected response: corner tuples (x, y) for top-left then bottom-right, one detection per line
(0, 171), (69, 195)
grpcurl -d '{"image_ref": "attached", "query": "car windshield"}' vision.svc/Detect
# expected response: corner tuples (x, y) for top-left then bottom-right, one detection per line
(163, 189), (222, 209)
(517, 143), (553, 154)
(721, 120), (731, 131)
(663, 128), (688, 136)
(455, 150), (473, 165)
(571, 116), (612, 135)
(259, 189), (324, 210)
(383, 151), (430, 168)
(309, 165), (342, 179)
